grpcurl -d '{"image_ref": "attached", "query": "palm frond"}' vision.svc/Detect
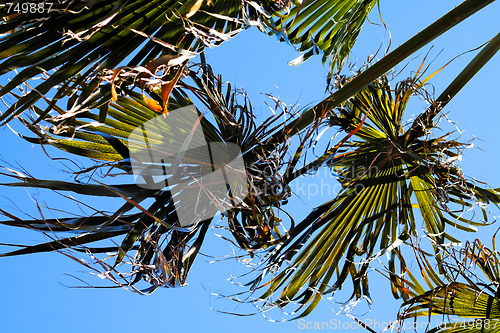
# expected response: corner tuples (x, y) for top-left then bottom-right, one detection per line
(0, 0), (258, 123)
(247, 76), (500, 318)
(0, 62), (296, 290)
(399, 239), (500, 333)
(261, 0), (496, 151)
(264, 0), (378, 72)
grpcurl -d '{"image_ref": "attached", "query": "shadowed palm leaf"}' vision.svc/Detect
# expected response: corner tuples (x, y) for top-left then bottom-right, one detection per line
(0, 0), (263, 123)
(0, 63), (292, 290)
(0, 0), (378, 124)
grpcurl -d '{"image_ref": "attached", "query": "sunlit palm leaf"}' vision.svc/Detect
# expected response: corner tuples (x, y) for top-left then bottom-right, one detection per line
(265, 0), (378, 72)
(249, 76), (500, 318)
(400, 240), (500, 333)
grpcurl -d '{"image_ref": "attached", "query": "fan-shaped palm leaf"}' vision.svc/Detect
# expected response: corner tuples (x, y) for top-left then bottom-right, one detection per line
(265, 0), (378, 72)
(248, 76), (500, 318)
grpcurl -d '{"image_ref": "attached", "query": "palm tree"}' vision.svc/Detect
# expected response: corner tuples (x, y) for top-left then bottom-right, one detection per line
(1, 0), (499, 325)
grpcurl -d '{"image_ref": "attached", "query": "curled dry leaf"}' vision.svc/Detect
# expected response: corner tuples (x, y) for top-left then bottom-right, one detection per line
(186, 0), (204, 18)
(138, 54), (191, 113)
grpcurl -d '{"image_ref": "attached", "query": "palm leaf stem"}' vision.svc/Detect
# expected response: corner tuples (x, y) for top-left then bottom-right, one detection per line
(262, 0), (495, 151)
(406, 31), (500, 142)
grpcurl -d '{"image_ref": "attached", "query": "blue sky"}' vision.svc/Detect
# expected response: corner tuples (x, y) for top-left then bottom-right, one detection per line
(1, 1), (499, 332)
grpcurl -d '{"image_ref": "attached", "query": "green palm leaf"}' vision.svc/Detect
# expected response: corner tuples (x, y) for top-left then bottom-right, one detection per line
(0, 62), (289, 290)
(249, 76), (500, 318)
(0, 0), (255, 123)
(265, 0), (378, 72)
(400, 240), (500, 333)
